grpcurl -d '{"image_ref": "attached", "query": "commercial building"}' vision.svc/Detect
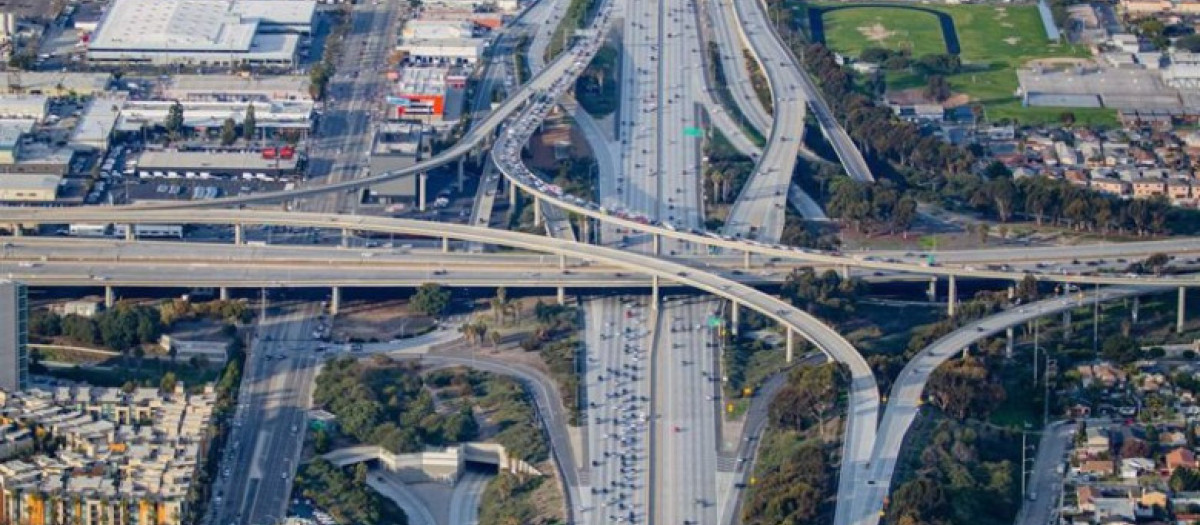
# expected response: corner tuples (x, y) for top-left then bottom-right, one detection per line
(0, 281), (26, 393)
(422, 0), (520, 13)
(136, 150), (299, 178)
(0, 385), (216, 525)
(387, 67), (467, 123)
(0, 95), (46, 121)
(367, 123), (423, 204)
(163, 74), (313, 103)
(116, 100), (314, 140)
(86, 0), (316, 67)
(4, 72), (112, 97)
(401, 19), (476, 40)
(396, 38), (484, 66)
(0, 173), (61, 202)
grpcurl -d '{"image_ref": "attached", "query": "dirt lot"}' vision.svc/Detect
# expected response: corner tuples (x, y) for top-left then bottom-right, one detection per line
(332, 300), (436, 342)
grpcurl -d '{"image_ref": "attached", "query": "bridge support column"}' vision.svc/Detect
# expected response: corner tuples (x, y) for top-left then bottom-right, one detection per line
(418, 173), (429, 212)
(731, 301), (740, 336)
(341, 228), (351, 248)
(1180, 287), (1188, 332)
(533, 196), (543, 226)
(1006, 327), (1014, 359)
(1063, 309), (1072, 338)
(1008, 284), (1017, 301)
(233, 224), (244, 245)
(652, 234), (661, 256)
(651, 275), (659, 309)
(123, 225), (134, 242)
(743, 250), (751, 270)
(558, 254), (566, 270)
(457, 158), (465, 191)
(557, 286), (566, 305)
(840, 265), (851, 280)
(947, 275), (957, 317)
(219, 287), (230, 301)
(1132, 296), (1140, 323)
(330, 287), (341, 316)
(104, 286), (115, 308)
(9, 224), (19, 237)
(785, 328), (795, 363)
(509, 184), (518, 209)
(442, 236), (450, 253)
(927, 277), (937, 302)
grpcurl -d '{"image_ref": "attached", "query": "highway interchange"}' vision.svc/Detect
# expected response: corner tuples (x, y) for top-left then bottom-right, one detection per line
(8, 0), (1200, 523)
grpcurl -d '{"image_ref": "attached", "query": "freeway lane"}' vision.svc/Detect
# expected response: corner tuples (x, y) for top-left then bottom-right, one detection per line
(844, 285), (1160, 525)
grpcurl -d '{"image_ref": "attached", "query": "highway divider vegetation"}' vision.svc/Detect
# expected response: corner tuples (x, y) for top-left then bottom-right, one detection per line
(479, 474), (561, 525)
(743, 49), (773, 115)
(309, 5), (352, 101)
(295, 459), (409, 525)
(742, 363), (844, 524)
(520, 302), (584, 426)
(702, 127), (756, 231)
(544, 0), (602, 62)
(575, 45), (619, 117)
(705, 42), (766, 146)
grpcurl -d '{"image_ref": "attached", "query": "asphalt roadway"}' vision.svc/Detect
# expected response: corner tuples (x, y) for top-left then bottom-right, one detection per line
(210, 299), (323, 525)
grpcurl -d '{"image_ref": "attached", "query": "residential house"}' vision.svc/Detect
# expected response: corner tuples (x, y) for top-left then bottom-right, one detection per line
(1080, 459), (1117, 477)
(1091, 177), (1131, 197)
(1086, 427), (1112, 456)
(1131, 177), (1167, 198)
(1166, 447), (1197, 473)
(1121, 457), (1155, 479)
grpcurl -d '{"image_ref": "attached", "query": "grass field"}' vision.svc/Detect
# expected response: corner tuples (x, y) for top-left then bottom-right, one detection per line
(811, 2), (1112, 125)
(821, 8), (949, 58)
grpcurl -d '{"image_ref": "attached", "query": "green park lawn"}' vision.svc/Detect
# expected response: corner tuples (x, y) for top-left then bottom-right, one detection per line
(813, 2), (1110, 125)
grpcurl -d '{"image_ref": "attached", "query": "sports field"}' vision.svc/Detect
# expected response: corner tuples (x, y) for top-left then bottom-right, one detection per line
(811, 2), (1108, 124)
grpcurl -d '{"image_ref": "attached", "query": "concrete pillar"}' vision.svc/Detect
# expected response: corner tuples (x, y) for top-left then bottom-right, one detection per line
(234, 224), (244, 245)
(1006, 327), (1014, 359)
(1132, 296), (1140, 323)
(558, 254), (566, 270)
(442, 236), (450, 253)
(418, 173), (429, 212)
(104, 286), (115, 308)
(651, 275), (659, 309)
(731, 301), (740, 336)
(341, 228), (351, 248)
(652, 234), (660, 256)
(509, 185), (518, 209)
(330, 287), (341, 316)
(742, 250), (751, 270)
(533, 197), (543, 226)
(947, 275), (957, 317)
(928, 277), (937, 302)
(840, 265), (851, 280)
(1063, 309), (1072, 338)
(785, 328), (795, 363)
(9, 225), (20, 237)
(457, 158), (465, 191)
(1008, 285), (1016, 301)
(557, 286), (566, 305)
(219, 287), (230, 301)
(124, 225), (134, 241)
(1180, 287), (1188, 332)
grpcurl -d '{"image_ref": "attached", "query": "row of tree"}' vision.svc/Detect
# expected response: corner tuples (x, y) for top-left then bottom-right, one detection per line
(31, 304), (163, 353)
(825, 178), (918, 234)
(779, 268), (867, 321)
(295, 459), (408, 525)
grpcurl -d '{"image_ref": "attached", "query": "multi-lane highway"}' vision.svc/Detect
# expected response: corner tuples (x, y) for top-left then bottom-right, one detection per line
(211, 299), (323, 525)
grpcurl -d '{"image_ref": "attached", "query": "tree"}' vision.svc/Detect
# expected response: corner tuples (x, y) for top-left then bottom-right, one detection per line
(219, 118), (238, 146)
(1016, 275), (1040, 302)
(164, 101), (184, 139)
(924, 75), (952, 103)
(410, 283), (451, 317)
(1060, 111), (1076, 127)
(160, 372), (178, 394)
(1177, 34), (1200, 52)
(242, 104), (257, 143)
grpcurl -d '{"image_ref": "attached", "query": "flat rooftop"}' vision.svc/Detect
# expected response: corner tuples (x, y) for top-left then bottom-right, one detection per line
(90, 0), (258, 53)
(0, 0), (58, 19)
(396, 67), (449, 96)
(137, 151), (298, 172)
(168, 74), (311, 97)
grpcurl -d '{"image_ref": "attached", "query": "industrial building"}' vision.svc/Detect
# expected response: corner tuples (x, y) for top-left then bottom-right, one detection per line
(396, 38), (484, 66)
(401, 19), (477, 40)
(136, 150), (299, 178)
(0, 95), (45, 121)
(0, 280), (27, 393)
(116, 99), (315, 140)
(367, 122), (423, 204)
(387, 67), (467, 123)
(163, 74), (313, 103)
(86, 0), (316, 67)
(1017, 66), (1187, 111)
(3, 72), (112, 97)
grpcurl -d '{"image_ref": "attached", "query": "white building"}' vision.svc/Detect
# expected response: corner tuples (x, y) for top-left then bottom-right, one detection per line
(397, 38), (484, 66)
(86, 0), (316, 67)
(401, 19), (475, 40)
(164, 74), (312, 103)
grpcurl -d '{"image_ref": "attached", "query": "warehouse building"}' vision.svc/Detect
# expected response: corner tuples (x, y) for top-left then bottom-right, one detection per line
(401, 19), (476, 40)
(86, 0), (316, 67)
(136, 150), (299, 179)
(116, 100), (314, 140)
(163, 74), (312, 103)
(396, 38), (484, 66)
